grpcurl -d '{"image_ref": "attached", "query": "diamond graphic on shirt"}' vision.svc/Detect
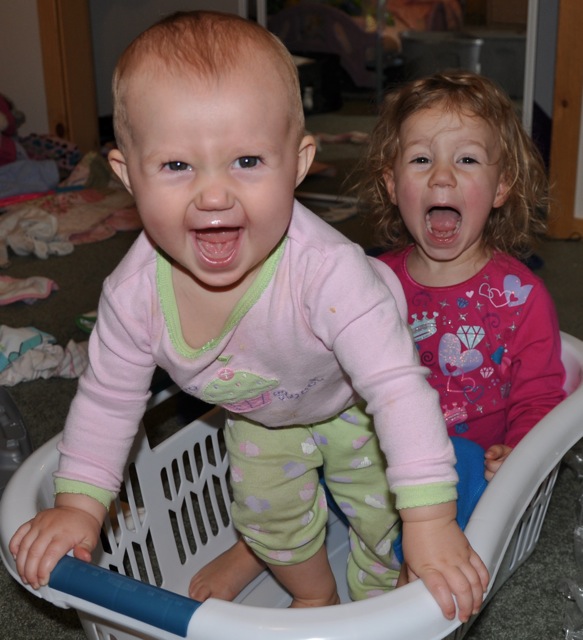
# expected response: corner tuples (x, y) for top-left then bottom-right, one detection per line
(456, 325), (485, 349)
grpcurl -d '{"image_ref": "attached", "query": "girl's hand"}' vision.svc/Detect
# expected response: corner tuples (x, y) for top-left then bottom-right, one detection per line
(400, 501), (489, 623)
(484, 444), (512, 481)
(8, 494), (105, 590)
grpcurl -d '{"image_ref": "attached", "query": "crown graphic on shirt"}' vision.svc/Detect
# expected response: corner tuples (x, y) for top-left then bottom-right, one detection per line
(442, 401), (469, 425)
(410, 311), (439, 342)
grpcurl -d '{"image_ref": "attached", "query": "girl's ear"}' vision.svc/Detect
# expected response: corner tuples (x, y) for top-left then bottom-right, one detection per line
(493, 174), (511, 208)
(383, 169), (398, 205)
(295, 134), (317, 187)
(108, 148), (133, 195)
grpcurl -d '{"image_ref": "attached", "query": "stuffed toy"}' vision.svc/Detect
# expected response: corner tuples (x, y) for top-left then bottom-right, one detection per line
(0, 93), (25, 166)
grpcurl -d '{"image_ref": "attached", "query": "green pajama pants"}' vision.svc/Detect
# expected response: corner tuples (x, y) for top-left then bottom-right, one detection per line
(225, 404), (401, 600)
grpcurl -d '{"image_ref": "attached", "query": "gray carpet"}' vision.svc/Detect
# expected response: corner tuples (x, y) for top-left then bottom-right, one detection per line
(0, 102), (582, 639)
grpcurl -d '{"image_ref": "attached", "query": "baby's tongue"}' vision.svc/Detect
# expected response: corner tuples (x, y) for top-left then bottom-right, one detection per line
(196, 229), (239, 261)
(427, 208), (460, 233)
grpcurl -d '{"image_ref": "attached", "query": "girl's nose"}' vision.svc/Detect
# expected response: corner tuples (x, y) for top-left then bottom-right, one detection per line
(194, 175), (234, 211)
(429, 161), (456, 189)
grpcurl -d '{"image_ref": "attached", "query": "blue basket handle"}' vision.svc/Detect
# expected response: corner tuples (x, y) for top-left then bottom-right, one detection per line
(49, 555), (201, 637)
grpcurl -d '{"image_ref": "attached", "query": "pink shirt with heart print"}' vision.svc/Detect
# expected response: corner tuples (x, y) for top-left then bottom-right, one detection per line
(379, 248), (566, 449)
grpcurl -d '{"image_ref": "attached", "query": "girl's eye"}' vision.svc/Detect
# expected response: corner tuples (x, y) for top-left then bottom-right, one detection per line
(460, 156), (478, 165)
(411, 156), (430, 165)
(235, 156), (260, 169)
(165, 161), (191, 171)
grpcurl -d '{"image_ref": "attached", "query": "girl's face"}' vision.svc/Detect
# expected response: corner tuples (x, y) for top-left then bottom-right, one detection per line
(384, 107), (510, 282)
(109, 63), (314, 293)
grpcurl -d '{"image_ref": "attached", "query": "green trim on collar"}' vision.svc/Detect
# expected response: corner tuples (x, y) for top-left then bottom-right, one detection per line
(157, 237), (286, 357)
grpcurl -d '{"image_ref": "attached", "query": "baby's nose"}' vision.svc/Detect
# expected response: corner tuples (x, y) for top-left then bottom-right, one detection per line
(194, 175), (234, 210)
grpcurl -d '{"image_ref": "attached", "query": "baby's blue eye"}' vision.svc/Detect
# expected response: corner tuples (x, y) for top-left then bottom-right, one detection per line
(165, 161), (191, 171)
(235, 156), (260, 169)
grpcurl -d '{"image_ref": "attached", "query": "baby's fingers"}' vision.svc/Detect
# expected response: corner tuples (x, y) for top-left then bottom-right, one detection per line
(421, 569), (457, 620)
(471, 548), (490, 592)
(8, 521), (32, 557)
(423, 561), (486, 623)
(452, 558), (488, 622)
(15, 529), (68, 589)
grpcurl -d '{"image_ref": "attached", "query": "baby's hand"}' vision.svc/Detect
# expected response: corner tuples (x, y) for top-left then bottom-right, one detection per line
(400, 501), (489, 623)
(9, 494), (105, 590)
(484, 444), (512, 481)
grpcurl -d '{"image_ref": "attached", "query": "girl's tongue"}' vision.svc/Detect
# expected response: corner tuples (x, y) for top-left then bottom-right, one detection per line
(196, 228), (239, 262)
(426, 208), (461, 238)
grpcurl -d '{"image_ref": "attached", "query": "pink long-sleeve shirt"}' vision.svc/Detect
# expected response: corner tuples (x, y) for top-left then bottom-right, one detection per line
(379, 247), (566, 450)
(56, 202), (457, 509)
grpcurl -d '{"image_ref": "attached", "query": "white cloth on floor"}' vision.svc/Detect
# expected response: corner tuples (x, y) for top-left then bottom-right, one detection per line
(0, 275), (58, 305)
(0, 205), (74, 267)
(0, 324), (88, 386)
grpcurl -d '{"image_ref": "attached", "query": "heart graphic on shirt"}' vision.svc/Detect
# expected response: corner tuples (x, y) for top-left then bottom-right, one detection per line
(439, 333), (483, 376)
(503, 274), (533, 307)
(478, 275), (533, 308)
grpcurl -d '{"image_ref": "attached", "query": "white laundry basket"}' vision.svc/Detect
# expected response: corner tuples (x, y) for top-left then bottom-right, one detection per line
(1, 332), (583, 640)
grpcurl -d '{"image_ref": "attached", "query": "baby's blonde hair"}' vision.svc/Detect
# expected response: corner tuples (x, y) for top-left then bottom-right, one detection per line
(357, 70), (548, 259)
(112, 11), (304, 152)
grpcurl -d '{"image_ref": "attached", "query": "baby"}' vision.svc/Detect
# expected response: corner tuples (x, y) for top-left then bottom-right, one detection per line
(10, 12), (487, 620)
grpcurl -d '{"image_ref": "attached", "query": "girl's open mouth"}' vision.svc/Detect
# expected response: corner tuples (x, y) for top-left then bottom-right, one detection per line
(425, 206), (461, 239)
(195, 228), (240, 265)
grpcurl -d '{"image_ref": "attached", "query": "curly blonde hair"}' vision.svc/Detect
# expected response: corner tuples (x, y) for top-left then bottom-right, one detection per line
(356, 70), (549, 259)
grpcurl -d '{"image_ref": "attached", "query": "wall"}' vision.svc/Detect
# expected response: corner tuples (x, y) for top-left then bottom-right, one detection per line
(89, 0), (248, 117)
(0, 0), (48, 135)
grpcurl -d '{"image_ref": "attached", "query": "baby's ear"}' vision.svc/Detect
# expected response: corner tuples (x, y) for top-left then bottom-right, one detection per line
(295, 134), (317, 187)
(108, 148), (132, 195)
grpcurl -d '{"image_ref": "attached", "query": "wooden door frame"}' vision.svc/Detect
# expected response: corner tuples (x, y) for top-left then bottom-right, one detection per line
(37, 0), (99, 154)
(547, 0), (583, 237)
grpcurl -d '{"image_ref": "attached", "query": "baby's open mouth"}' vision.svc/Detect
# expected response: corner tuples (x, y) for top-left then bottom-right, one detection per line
(425, 206), (461, 239)
(195, 228), (240, 263)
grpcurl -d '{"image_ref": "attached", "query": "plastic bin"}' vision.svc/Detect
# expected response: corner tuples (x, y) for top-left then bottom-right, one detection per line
(464, 28), (526, 99)
(0, 387), (32, 497)
(1, 332), (583, 640)
(400, 30), (484, 80)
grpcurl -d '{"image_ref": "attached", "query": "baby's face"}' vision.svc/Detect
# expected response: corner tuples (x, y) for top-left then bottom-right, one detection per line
(109, 62), (313, 292)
